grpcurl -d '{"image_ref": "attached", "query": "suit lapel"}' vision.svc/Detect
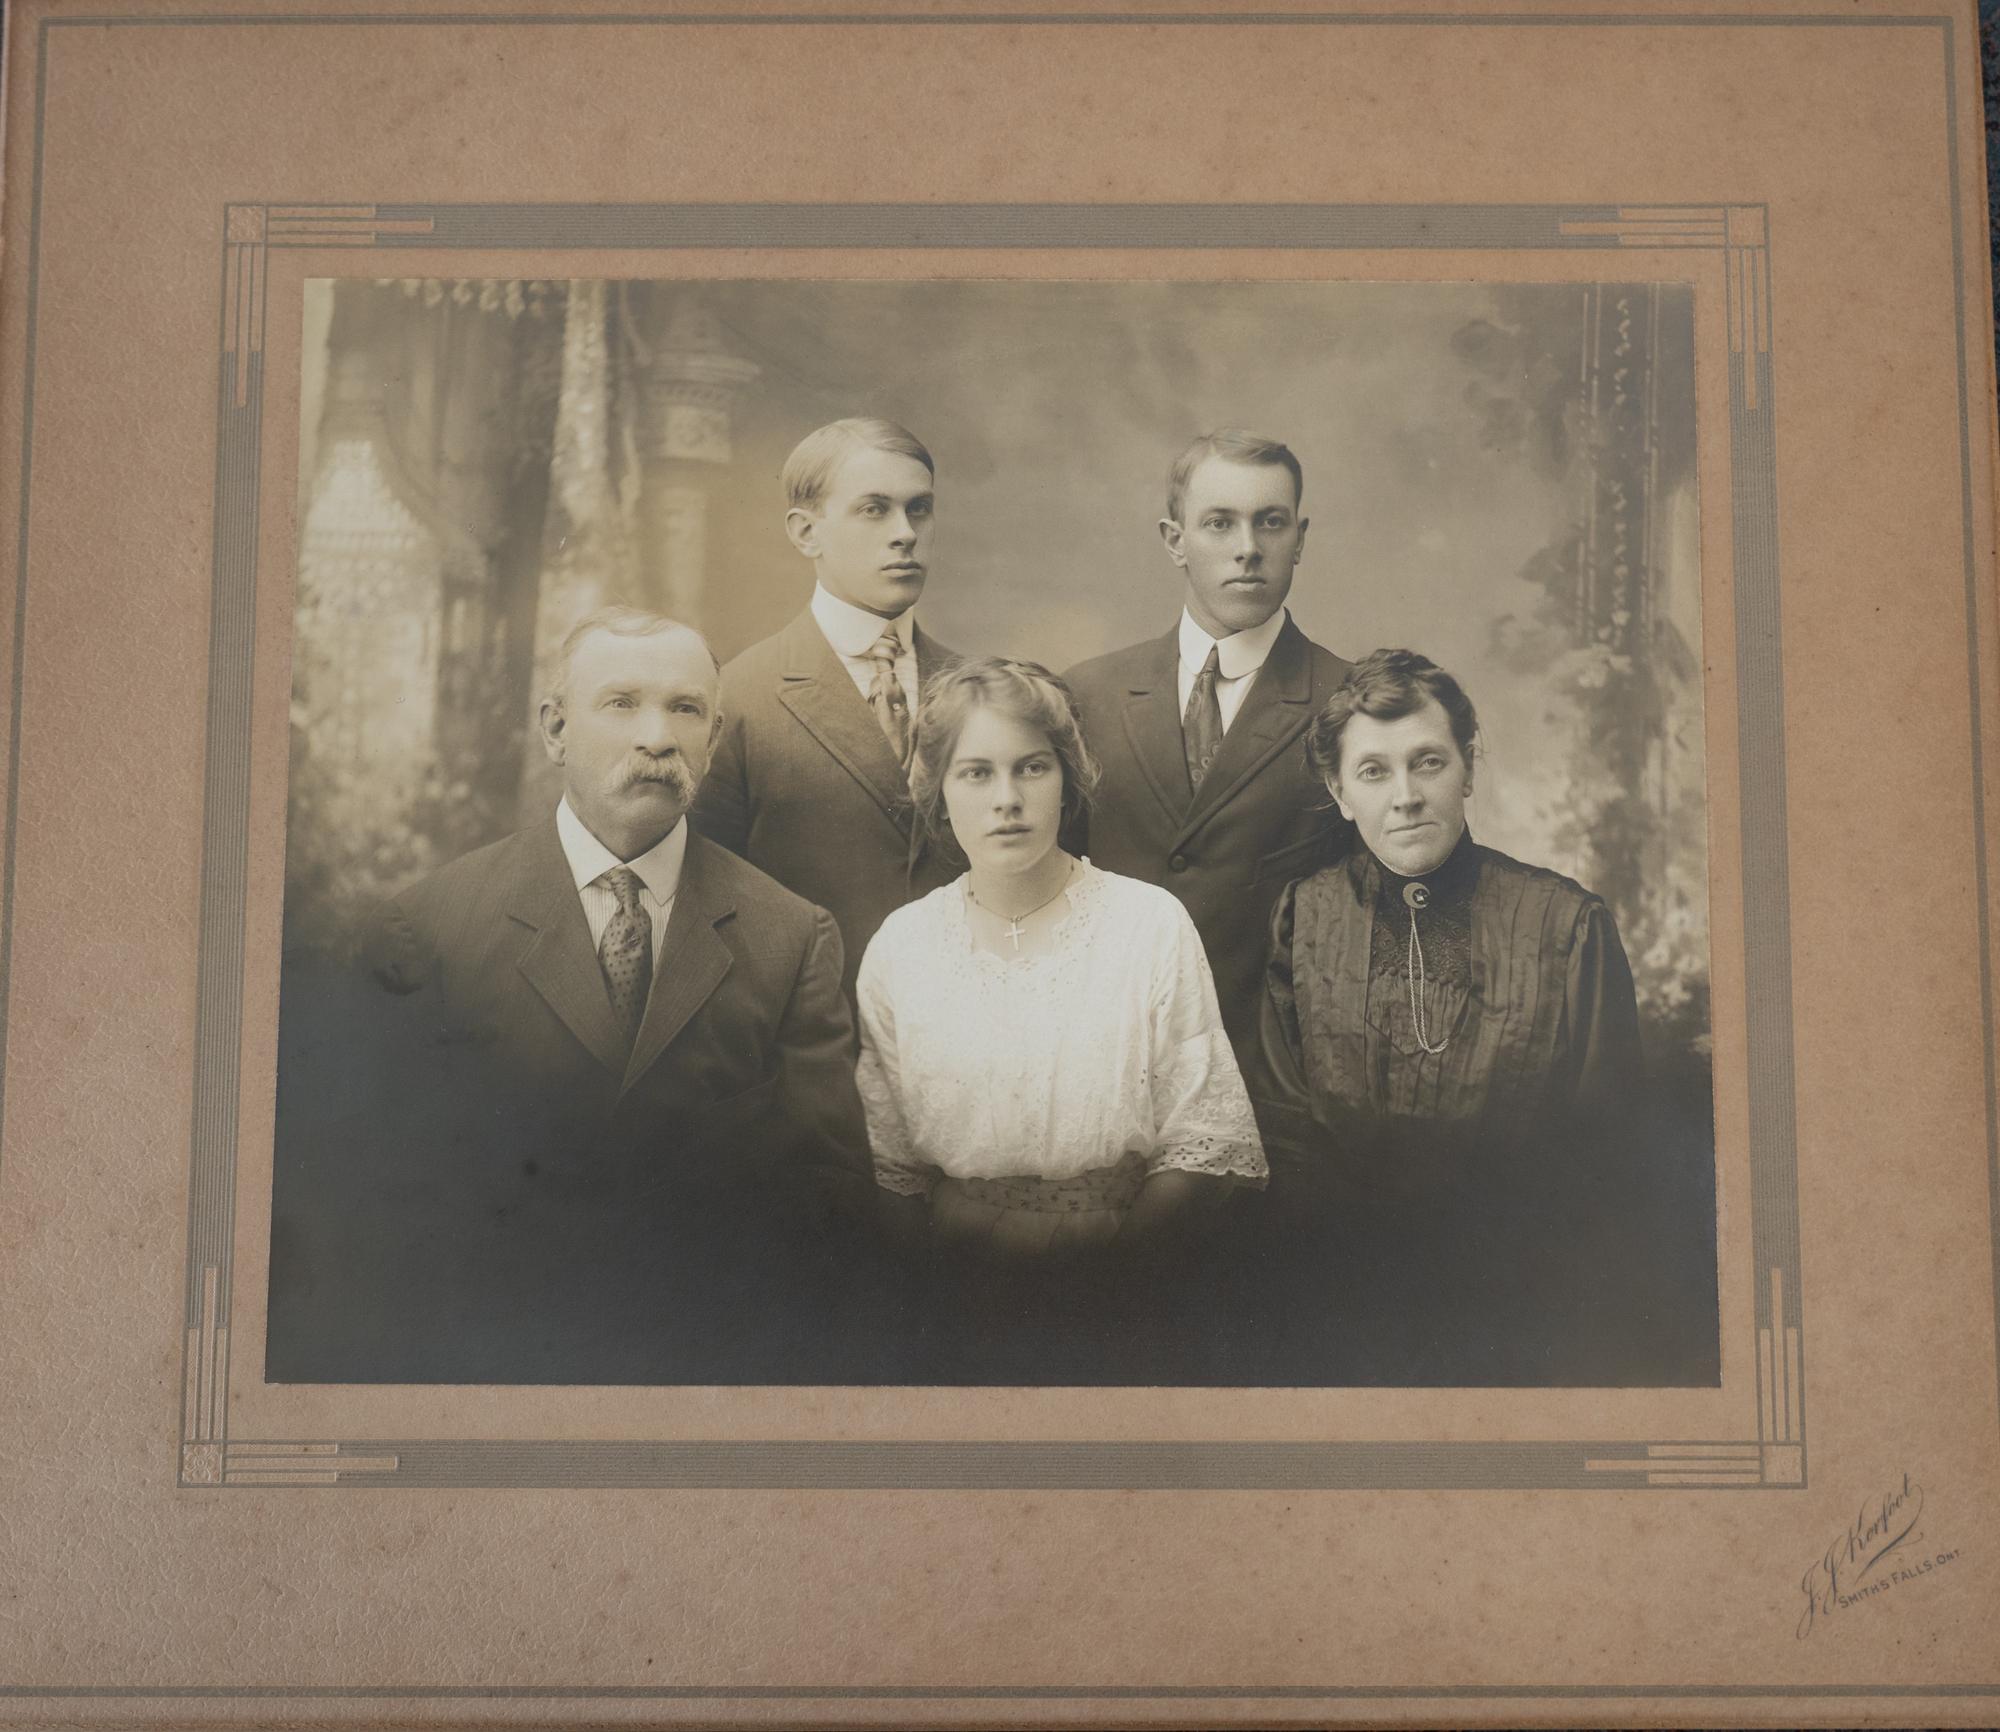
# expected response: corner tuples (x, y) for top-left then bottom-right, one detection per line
(1118, 630), (1195, 823)
(507, 820), (630, 1079)
(913, 621), (955, 689)
(775, 608), (912, 828)
(1175, 618), (1317, 846)
(622, 833), (733, 1098)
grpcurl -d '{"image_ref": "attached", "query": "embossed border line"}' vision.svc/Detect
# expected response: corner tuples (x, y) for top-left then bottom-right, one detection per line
(177, 198), (1794, 1492)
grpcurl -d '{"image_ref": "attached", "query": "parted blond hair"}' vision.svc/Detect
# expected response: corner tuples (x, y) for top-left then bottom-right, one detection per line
(1165, 428), (1303, 523)
(780, 417), (935, 514)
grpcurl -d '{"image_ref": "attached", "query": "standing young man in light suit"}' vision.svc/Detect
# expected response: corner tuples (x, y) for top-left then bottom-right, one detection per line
(692, 417), (960, 1002)
(1065, 430), (1355, 1068)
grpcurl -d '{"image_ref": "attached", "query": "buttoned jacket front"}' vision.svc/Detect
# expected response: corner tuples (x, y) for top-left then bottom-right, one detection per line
(266, 819), (875, 1385)
(692, 605), (961, 1002)
(1065, 616), (1355, 1062)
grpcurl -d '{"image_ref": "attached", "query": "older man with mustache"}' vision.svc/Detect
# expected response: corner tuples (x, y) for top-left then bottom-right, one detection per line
(269, 606), (879, 1386)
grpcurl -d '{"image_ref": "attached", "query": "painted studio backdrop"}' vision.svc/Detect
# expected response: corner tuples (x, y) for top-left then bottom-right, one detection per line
(286, 276), (1709, 1076)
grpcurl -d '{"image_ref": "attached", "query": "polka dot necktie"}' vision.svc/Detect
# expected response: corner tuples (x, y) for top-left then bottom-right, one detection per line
(1182, 645), (1225, 790)
(867, 631), (913, 770)
(597, 865), (653, 1048)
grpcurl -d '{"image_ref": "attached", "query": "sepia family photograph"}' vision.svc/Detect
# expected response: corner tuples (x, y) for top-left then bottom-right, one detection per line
(265, 277), (1720, 1389)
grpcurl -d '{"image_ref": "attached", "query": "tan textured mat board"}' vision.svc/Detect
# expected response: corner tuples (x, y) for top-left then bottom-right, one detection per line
(0, 0), (1995, 1724)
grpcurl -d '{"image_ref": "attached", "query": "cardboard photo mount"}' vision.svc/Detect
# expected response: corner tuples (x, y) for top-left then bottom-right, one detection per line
(0, 0), (1995, 1722)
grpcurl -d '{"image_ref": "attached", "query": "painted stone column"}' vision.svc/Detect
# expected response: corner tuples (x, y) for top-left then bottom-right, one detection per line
(635, 293), (760, 628)
(519, 279), (640, 819)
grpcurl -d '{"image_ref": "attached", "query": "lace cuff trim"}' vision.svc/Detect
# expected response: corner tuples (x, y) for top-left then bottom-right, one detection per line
(1147, 1137), (1270, 1184)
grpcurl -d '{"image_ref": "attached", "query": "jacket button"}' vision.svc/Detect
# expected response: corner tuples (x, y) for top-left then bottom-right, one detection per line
(1168, 854), (1188, 872)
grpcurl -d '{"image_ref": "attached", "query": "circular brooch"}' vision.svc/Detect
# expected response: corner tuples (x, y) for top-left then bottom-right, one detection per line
(1402, 882), (1431, 910)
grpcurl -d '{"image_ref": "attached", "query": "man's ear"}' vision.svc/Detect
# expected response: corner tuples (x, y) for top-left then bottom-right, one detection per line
(538, 696), (567, 766)
(1293, 517), (1310, 563)
(784, 507), (821, 560)
(1157, 516), (1188, 568)
(707, 704), (726, 751)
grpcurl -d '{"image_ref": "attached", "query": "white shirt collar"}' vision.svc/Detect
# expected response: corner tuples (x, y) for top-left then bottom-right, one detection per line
(555, 797), (689, 904)
(812, 581), (914, 660)
(1179, 605), (1289, 682)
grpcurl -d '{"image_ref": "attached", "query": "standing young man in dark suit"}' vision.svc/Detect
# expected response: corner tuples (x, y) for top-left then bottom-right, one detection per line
(692, 418), (959, 1003)
(1065, 430), (1355, 1066)
(268, 607), (877, 1385)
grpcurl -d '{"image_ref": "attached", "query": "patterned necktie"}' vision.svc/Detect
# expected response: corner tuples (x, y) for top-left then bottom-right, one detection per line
(597, 865), (653, 1048)
(1183, 645), (1225, 790)
(867, 630), (913, 769)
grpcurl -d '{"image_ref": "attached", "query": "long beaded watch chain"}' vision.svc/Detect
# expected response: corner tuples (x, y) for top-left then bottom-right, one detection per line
(1402, 881), (1451, 1056)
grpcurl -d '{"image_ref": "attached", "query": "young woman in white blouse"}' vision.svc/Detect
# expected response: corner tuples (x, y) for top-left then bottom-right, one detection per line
(856, 656), (1266, 1258)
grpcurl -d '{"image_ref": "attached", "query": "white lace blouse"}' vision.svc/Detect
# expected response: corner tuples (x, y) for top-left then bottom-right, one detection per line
(855, 861), (1269, 1195)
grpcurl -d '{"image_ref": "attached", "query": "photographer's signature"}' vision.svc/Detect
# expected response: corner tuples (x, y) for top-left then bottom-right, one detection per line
(1796, 1473), (1959, 1638)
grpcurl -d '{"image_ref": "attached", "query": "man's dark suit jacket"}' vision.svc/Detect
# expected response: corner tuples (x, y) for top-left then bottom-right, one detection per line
(265, 819), (884, 1386)
(1065, 616), (1354, 1064)
(692, 605), (960, 1001)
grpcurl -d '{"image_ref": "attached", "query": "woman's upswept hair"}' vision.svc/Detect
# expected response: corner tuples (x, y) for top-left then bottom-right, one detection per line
(1304, 648), (1480, 783)
(908, 656), (1101, 842)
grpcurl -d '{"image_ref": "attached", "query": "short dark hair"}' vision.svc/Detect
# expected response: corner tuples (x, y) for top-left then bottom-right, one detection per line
(1305, 648), (1479, 783)
(781, 417), (935, 514)
(1166, 428), (1304, 524)
(908, 657), (1101, 842)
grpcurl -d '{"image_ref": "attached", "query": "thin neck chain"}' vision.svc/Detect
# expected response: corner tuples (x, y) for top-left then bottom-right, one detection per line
(968, 860), (1076, 951)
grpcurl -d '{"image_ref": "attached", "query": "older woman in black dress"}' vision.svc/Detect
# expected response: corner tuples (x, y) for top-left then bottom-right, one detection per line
(1248, 649), (1673, 1385)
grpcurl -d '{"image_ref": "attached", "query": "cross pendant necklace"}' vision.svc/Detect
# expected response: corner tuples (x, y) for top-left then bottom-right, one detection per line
(969, 862), (1076, 951)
